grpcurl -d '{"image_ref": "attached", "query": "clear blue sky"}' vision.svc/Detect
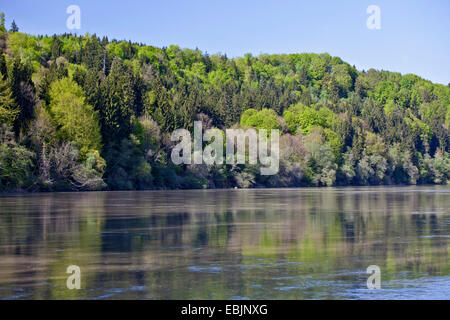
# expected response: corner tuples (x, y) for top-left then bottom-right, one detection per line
(2, 0), (449, 84)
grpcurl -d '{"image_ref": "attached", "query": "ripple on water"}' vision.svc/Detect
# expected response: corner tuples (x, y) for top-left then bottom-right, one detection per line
(421, 235), (450, 238)
(343, 275), (450, 300)
(187, 266), (223, 274)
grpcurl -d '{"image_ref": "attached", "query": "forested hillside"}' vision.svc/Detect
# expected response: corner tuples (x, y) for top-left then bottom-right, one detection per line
(0, 15), (448, 192)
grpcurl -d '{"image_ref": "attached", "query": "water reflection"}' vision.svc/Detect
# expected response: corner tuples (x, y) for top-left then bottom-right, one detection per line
(0, 186), (449, 299)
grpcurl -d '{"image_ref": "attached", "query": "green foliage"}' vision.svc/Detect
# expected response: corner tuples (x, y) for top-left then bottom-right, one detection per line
(8, 57), (36, 134)
(283, 103), (337, 135)
(0, 13), (5, 30)
(48, 77), (102, 158)
(240, 108), (281, 130)
(419, 149), (450, 184)
(7, 32), (42, 70)
(0, 74), (18, 124)
(387, 144), (419, 184)
(0, 125), (34, 191)
(0, 25), (448, 191)
(133, 115), (160, 153)
(105, 135), (153, 190)
(37, 58), (69, 104)
(100, 58), (135, 142)
(332, 64), (353, 96)
(0, 143), (34, 191)
(303, 129), (338, 186)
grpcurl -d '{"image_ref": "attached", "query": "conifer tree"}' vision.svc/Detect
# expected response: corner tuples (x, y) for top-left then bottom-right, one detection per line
(0, 75), (18, 124)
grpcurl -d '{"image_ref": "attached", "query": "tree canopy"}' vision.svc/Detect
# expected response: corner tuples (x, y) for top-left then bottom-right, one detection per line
(0, 12), (448, 191)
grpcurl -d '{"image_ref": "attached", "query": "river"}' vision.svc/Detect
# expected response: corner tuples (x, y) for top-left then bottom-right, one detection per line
(0, 186), (449, 299)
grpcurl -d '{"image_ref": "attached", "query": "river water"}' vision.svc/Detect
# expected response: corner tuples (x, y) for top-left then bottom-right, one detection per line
(0, 186), (449, 299)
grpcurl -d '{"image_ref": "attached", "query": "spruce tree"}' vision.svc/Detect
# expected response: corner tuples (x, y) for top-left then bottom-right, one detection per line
(0, 75), (18, 125)
(100, 58), (135, 143)
(10, 20), (18, 32)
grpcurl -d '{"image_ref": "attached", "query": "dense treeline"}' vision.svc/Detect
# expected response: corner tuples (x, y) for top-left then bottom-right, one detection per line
(0, 15), (448, 192)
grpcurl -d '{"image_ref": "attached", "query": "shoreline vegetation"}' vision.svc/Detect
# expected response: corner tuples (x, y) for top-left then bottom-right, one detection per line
(0, 13), (449, 193)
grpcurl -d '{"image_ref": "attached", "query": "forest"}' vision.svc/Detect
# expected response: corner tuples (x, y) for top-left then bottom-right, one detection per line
(0, 13), (448, 192)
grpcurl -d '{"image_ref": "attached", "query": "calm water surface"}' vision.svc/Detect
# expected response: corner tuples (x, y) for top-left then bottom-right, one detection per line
(0, 186), (449, 300)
